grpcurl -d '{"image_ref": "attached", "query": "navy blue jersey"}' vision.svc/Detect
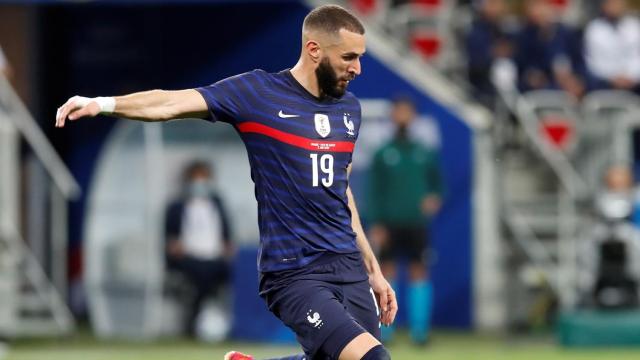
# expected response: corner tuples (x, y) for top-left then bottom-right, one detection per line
(196, 69), (362, 272)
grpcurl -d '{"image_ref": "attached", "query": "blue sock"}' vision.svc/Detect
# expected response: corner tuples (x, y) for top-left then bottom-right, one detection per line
(408, 280), (432, 343)
(380, 280), (397, 342)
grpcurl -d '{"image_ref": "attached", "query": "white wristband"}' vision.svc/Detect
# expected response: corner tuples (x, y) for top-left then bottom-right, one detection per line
(71, 95), (116, 114)
(95, 96), (116, 114)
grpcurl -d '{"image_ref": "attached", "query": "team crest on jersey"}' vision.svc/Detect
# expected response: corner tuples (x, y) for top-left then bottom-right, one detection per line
(314, 114), (331, 138)
(306, 309), (324, 329)
(343, 113), (355, 137)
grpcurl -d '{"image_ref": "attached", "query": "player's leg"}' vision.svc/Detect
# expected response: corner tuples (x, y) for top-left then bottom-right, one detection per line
(407, 226), (431, 344)
(225, 341), (392, 360)
(337, 333), (389, 360)
(330, 279), (390, 359)
(172, 256), (211, 336)
(318, 322), (390, 360)
(274, 279), (372, 359)
(274, 278), (389, 359)
(226, 282), (385, 360)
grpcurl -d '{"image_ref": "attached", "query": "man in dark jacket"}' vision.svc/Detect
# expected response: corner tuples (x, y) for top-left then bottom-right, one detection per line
(515, 0), (585, 97)
(165, 161), (233, 336)
(466, 0), (516, 106)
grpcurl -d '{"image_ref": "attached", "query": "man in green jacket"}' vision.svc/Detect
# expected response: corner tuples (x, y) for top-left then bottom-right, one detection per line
(368, 96), (443, 344)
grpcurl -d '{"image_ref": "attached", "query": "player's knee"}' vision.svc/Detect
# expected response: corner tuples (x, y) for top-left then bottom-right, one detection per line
(360, 344), (391, 360)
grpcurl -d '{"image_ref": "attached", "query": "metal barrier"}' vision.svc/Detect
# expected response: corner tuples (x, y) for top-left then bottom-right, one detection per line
(0, 74), (79, 337)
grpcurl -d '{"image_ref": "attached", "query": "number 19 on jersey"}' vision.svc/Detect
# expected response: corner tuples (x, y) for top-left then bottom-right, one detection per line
(310, 153), (334, 187)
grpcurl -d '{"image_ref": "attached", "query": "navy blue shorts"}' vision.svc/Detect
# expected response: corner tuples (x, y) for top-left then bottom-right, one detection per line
(259, 252), (381, 360)
(379, 225), (428, 264)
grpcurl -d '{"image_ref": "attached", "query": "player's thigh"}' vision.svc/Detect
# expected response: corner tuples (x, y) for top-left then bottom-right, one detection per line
(342, 280), (381, 340)
(270, 280), (356, 358)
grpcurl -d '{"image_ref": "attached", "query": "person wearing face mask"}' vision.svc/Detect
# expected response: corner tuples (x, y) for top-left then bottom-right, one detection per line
(368, 96), (444, 345)
(164, 161), (233, 337)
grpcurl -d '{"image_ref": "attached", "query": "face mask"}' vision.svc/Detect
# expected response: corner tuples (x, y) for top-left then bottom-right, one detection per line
(188, 180), (210, 198)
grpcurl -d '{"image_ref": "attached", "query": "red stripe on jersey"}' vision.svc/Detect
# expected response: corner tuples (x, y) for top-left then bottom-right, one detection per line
(237, 122), (355, 153)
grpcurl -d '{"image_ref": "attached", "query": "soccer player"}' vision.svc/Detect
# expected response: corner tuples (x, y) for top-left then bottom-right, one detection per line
(55, 4), (396, 360)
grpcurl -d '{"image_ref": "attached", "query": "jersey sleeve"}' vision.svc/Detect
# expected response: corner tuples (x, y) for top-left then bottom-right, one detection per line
(195, 71), (254, 124)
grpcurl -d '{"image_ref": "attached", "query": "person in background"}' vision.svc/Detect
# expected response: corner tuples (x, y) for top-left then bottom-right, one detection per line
(368, 96), (444, 345)
(581, 165), (640, 309)
(165, 161), (233, 337)
(598, 165), (636, 223)
(584, 0), (640, 93)
(516, 0), (585, 98)
(465, 0), (517, 106)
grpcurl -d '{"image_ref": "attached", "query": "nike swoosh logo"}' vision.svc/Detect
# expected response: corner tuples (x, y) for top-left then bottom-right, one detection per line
(278, 110), (300, 118)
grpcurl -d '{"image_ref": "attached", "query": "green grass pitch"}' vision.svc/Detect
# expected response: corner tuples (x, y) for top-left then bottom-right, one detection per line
(5, 331), (640, 360)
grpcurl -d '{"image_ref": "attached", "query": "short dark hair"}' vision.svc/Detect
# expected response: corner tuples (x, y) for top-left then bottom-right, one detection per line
(303, 5), (365, 36)
(392, 93), (416, 108)
(183, 160), (211, 181)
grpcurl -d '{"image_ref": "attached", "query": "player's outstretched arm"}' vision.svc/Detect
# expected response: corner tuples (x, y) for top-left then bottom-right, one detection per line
(55, 89), (209, 128)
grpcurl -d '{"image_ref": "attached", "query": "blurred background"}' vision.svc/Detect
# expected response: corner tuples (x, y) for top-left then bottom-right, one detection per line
(2, 0), (640, 359)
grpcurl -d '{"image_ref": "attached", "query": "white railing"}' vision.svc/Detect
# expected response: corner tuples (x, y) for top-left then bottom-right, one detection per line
(0, 73), (79, 336)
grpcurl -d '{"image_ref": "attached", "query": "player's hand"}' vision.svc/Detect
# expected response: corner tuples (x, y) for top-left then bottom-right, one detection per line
(369, 272), (397, 327)
(55, 96), (102, 128)
(421, 195), (441, 216)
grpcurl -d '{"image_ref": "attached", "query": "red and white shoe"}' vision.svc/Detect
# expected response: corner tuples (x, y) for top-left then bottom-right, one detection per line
(224, 351), (254, 360)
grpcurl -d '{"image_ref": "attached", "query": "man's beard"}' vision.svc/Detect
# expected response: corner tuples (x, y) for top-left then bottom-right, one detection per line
(315, 57), (352, 99)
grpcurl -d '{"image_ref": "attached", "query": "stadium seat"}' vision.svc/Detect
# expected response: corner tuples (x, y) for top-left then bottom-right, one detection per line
(582, 90), (640, 119)
(384, 0), (458, 70)
(517, 90), (580, 156)
(547, 0), (583, 25)
(547, 0), (570, 10)
(409, 30), (443, 61)
(349, 0), (390, 24)
(410, 0), (444, 14)
(580, 90), (640, 191)
(350, 0), (378, 16)
(538, 115), (575, 152)
(389, 0), (456, 22)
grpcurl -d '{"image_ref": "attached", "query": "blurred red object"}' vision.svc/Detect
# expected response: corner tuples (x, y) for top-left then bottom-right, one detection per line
(410, 31), (442, 60)
(413, 0), (442, 6)
(547, 0), (570, 10)
(411, 0), (444, 14)
(539, 115), (575, 151)
(350, 0), (378, 15)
